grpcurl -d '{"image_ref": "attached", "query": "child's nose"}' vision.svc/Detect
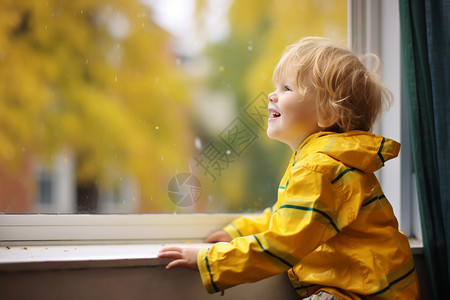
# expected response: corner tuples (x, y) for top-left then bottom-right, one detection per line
(268, 92), (278, 102)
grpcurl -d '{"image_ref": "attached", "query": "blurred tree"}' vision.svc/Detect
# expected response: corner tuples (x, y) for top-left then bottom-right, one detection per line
(0, 0), (347, 214)
(0, 0), (194, 212)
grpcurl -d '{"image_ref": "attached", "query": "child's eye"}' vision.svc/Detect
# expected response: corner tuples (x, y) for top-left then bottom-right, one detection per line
(284, 85), (292, 91)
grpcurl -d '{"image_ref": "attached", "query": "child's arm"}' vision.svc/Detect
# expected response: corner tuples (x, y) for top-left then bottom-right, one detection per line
(159, 169), (352, 294)
(157, 247), (200, 271)
(196, 168), (356, 294)
(220, 207), (273, 239)
(202, 207), (273, 243)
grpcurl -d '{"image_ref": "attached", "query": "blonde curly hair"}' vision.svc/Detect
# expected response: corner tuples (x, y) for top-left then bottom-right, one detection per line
(273, 37), (392, 132)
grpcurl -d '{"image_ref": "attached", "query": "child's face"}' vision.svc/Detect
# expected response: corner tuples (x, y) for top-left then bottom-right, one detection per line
(267, 68), (322, 151)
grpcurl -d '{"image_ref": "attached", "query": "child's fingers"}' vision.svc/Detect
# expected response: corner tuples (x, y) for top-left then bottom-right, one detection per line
(157, 247), (184, 258)
(166, 259), (187, 270)
(158, 248), (200, 271)
(159, 246), (183, 253)
(157, 251), (184, 259)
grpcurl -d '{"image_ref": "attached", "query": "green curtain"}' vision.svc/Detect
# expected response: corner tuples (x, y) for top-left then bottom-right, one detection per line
(399, 0), (450, 298)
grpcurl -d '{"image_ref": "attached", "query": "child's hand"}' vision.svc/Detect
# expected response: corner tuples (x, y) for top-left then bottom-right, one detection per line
(204, 230), (232, 243)
(157, 247), (200, 271)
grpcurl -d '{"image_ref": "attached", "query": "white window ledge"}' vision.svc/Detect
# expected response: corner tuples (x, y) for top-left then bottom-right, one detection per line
(0, 238), (423, 273)
(408, 238), (424, 255)
(0, 243), (210, 272)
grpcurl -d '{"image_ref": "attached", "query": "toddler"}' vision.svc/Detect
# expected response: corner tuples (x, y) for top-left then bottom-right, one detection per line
(158, 37), (419, 299)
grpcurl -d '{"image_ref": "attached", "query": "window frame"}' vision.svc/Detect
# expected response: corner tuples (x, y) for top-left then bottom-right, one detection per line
(0, 214), (244, 243)
(349, 0), (421, 240)
(0, 0), (421, 244)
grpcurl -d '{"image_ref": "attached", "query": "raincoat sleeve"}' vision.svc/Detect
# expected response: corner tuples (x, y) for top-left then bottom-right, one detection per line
(198, 166), (358, 293)
(222, 207), (272, 239)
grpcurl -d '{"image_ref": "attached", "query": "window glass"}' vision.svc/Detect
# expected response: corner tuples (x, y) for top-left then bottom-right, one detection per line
(0, 0), (347, 214)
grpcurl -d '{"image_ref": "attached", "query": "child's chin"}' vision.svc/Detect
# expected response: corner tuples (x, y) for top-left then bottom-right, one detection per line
(266, 129), (280, 141)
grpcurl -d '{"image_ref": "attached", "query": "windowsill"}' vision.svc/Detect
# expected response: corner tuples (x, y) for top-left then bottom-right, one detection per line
(408, 237), (424, 255)
(0, 238), (423, 272)
(0, 243), (210, 272)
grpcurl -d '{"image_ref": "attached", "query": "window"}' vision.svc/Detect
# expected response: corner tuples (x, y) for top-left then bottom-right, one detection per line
(0, 0), (421, 244)
(0, 0), (347, 215)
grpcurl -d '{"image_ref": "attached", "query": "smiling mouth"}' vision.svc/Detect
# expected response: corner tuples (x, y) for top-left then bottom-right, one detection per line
(269, 111), (281, 119)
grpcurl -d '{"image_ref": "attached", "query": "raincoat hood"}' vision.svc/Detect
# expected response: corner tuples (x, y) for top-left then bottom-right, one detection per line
(297, 131), (401, 173)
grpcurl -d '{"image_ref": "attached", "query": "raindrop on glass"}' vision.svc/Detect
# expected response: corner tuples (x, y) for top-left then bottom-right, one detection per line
(248, 40), (253, 51)
(194, 137), (202, 150)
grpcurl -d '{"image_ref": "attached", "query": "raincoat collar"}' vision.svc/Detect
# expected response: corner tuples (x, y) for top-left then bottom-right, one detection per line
(293, 131), (401, 173)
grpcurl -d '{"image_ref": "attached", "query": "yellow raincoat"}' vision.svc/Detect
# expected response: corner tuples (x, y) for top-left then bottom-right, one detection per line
(197, 131), (419, 299)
